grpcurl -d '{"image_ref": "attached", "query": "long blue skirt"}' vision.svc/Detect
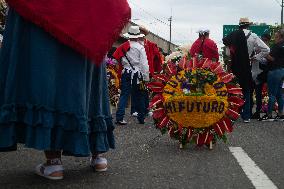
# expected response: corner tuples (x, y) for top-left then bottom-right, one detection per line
(0, 9), (115, 157)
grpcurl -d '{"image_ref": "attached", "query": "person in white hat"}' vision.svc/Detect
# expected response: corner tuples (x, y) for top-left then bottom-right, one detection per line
(130, 25), (163, 118)
(113, 25), (149, 125)
(223, 17), (270, 123)
(189, 28), (219, 61)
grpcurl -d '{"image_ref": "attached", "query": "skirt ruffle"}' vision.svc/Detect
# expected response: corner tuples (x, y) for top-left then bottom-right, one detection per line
(0, 103), (114, 156)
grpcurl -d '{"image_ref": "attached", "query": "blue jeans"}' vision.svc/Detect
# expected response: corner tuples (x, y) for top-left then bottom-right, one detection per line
(251, 82), (264, 114)
(116, 72), (146, 123)
(241, 88), (251, 120)
(267, 68), (284, 114)
(131, 90), (149, 115)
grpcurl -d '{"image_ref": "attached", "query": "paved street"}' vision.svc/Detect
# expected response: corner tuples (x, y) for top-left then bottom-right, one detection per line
(0, 109), (283, 189)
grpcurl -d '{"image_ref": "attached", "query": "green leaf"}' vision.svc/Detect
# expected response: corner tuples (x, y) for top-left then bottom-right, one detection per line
(161, 127), (168, 135)
(221, 134), (228, 143)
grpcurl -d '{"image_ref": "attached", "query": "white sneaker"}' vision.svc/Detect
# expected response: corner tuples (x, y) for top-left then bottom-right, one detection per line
(35, 163), (64, 180)
(90, 157), (108, 172)
(115, 120), (127, 125)
(259, 114), (274, 122)
(132, 112), (138, 117)
(147, 111), (153, 117)
(243, 119), (250, 123)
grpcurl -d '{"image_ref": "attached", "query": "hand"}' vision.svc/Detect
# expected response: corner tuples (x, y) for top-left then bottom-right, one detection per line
(250, 57), (257, 64)
(250, 56), (257, 61)
(266, 54), (274, 62)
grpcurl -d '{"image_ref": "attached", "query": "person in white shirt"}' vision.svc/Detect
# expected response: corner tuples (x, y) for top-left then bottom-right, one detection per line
(223, 18), (270, 123)
(250, 34), (271, 119)
(114, 26), (149, 125)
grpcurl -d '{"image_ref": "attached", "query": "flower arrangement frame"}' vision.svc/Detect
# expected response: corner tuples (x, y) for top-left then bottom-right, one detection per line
(147, 55), (244, 149)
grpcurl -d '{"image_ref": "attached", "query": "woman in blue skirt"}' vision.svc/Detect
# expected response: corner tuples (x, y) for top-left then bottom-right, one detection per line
(0, 4), (130, 179)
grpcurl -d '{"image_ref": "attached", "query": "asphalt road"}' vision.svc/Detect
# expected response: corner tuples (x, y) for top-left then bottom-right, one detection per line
(0, 110), (283, 189)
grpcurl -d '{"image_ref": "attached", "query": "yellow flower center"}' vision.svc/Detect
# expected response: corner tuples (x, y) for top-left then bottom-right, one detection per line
(162, 70), (229, 128)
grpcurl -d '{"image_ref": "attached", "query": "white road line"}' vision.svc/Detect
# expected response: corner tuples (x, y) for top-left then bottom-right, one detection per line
(229, 147), (278, 189)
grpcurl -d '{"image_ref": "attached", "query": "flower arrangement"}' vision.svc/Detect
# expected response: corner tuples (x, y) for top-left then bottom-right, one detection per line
(147, 54), (244, 148)
(106, 59), (120, 107)
(260, 84), (278, 113)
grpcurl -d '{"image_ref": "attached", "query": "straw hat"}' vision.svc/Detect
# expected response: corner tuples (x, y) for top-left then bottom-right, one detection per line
(123, 26), (145, 39)
(239, 18), (253, 26)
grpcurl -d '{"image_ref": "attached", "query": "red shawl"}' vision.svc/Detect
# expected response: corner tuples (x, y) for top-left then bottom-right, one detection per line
(112, 41), (130, 78)
(190, 38), (219, 61)
(7, 0), (131, 64)
(144, 39), (162, 76)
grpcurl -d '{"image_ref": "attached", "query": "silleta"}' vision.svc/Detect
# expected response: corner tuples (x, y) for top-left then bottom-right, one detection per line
(164, 100), (226, 114)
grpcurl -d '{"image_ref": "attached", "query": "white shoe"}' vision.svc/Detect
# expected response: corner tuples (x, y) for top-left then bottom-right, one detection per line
(115, 120), (127, 125)
(35, 163), (64, 180)
(132, 112), (138, 117)
(243, 119), (250, 123)
(147, 111), (153, 117)
(90, 157), (108, 172)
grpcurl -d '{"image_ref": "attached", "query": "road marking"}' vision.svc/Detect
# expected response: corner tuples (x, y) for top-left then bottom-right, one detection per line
(229, 147), (278, 189)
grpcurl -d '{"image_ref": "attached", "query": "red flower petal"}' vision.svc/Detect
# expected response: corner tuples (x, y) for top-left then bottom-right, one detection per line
(186, 128), (193, 142)
(219, 72), (234, 83)
(191, 57), (198, 69)
(209, 62), (220, 71)
(178, 57), (188, 70)
(228, 96), (245, 107)
(165, 62), (177, 75)
(157, 116), (170, 128)
(168, 125), (175, 137)
(147, 82), (165, 93)
(212, 63), (224, 74)
(149, 94), (164, 109)
(205, 133), (214, 145)
(201, 58), (212, 69)
(196, 59), (203, 68)
(196, 133), (203, 146)
(196, 131), (212, 146)
(152, 108), (166, 119)
(152, 74), (169, 83)
(223, 118), (233, 133)
(218, 117), (233, 133)
(213, 123), (225, 137)
(226, 84), (243, 95)
(225, 108), (240, 120)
